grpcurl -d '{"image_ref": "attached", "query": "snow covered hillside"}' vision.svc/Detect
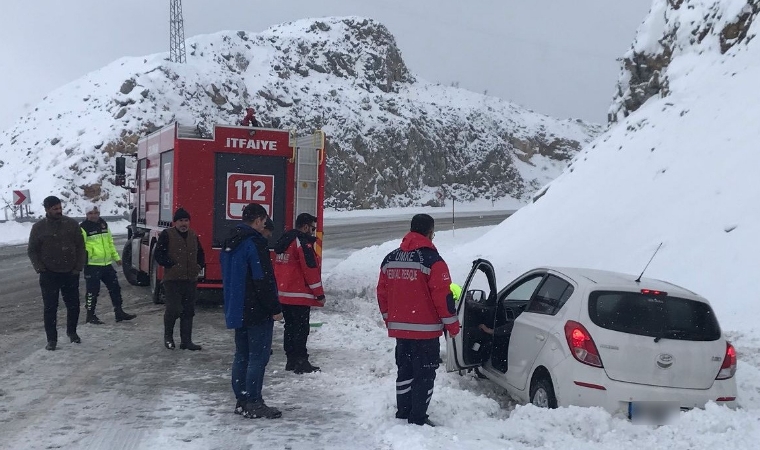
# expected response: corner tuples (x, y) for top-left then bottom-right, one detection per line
(0, 16), (598, 216)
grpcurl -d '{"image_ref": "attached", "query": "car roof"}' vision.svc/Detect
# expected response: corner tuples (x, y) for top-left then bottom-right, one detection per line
(538, 266), (701, 299)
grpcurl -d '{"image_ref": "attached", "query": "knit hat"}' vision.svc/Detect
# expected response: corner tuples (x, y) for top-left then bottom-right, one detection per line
(410, 214), (435, 236)
(85, 204), (100, 213)
(43, 195), (61, 209)
(173, 208), (191, 222)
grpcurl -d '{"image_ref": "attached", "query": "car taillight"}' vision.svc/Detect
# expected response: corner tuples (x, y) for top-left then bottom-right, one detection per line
(564, 321), (603, 368)
(716, 342), (737, 380)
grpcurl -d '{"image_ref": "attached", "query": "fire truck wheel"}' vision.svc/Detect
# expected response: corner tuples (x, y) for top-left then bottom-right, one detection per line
(149, 248), (165, 304)
(122, 241), (149, 286)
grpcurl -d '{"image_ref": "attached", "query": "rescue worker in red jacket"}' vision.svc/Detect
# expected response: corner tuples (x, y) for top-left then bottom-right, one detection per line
(376, 214), (460, 427)
(273, 213), (325, 374)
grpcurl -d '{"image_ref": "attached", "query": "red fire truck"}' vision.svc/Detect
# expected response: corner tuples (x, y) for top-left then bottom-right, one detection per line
(116, 123), (326, 303)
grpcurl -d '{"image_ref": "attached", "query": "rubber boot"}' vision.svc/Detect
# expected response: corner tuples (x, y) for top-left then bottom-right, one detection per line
(164, 317), (175, 350)
(179, 316), (202, 351)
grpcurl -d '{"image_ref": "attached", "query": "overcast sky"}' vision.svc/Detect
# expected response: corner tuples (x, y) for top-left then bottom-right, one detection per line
(0, 0), (652, 130)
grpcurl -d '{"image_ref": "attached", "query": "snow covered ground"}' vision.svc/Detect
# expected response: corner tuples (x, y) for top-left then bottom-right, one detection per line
(3, 208), (760, 449)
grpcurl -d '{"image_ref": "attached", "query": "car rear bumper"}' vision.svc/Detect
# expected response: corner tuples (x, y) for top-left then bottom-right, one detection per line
(551, 357), (738, 416)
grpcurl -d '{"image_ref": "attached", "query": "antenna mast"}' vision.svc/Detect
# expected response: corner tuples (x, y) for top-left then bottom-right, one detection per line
(635, 242), (663, 283)
(169, 0), (187, 63)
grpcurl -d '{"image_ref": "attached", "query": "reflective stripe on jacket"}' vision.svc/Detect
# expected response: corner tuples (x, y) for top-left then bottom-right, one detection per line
(80, 219), (120, 266)
(376, 232), (460, 339)
(273, 230), (325, 307)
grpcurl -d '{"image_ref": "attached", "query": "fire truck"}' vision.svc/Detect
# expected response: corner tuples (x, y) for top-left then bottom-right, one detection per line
(115, 123), (326, 303)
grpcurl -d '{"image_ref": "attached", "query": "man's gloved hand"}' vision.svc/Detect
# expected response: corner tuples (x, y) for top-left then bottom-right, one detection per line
(316, 294), (326, 305)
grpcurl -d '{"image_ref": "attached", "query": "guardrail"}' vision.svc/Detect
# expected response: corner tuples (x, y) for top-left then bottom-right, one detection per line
(0, 215), (129, 224)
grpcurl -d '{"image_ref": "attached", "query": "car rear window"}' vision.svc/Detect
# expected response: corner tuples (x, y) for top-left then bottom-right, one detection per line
(588, 291), (721, 341)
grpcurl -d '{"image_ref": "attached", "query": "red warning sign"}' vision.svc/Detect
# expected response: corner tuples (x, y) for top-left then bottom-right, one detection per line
(226, 173), (274, 220)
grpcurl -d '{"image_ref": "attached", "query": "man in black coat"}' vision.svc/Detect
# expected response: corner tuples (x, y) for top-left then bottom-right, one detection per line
(27, 196), (86, 350)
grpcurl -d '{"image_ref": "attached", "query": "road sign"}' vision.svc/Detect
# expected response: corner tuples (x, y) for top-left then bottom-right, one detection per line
(226, 173), (274, 220)
(12, 190), (30, 206)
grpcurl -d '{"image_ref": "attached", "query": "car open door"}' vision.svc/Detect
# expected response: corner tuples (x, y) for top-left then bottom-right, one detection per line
(446, 259), (498, 372)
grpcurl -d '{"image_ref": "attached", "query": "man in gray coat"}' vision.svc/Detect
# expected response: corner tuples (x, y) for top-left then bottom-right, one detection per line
(28, 196), (86, 350)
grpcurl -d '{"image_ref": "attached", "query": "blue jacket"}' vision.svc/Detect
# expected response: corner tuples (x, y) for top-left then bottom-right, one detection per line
(220, 223), (281, 329)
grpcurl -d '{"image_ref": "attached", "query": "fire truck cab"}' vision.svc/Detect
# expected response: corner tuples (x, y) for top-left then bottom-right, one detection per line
(119, 123), (326, 303)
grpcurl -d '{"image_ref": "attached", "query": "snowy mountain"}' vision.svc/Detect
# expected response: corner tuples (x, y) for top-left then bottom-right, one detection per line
(0, 16), (598, 216)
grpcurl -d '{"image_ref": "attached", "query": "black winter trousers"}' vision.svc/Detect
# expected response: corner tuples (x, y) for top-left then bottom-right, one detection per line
(282, 304), (311, 359)
(395, 338), (440, 425)
(39, 271), (81, 343)
(84, 265), (122, 313)
(163, 280), (197, 337)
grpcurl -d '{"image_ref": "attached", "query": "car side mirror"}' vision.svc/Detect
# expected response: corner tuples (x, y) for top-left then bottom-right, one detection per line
(130, 227), (145, 238)
(465, 289), (486, 303)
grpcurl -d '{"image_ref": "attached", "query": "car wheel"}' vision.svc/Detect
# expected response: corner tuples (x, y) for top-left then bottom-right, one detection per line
(122, 241), (149, 286)
(530, 375), (558, 409)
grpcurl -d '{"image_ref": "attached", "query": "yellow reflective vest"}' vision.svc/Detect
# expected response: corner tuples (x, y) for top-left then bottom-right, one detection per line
(80, 219), (120, 266)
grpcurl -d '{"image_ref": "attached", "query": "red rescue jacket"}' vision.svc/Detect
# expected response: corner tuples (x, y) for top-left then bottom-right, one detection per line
(376, 232), (460, 339)
(273, 230), (325, 307)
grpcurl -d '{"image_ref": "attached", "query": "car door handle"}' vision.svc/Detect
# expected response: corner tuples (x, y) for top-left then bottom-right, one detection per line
(535, 334), (546, 341)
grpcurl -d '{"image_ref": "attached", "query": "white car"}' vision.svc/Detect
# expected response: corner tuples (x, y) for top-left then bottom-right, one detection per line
(446, 259), (738, 421)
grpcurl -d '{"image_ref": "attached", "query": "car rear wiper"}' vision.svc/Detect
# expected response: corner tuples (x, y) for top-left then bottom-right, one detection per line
(653, 329), (688, 343)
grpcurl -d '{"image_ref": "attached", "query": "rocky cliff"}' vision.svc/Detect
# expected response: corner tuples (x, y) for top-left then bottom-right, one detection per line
(609, 0), (759, 123)
(0, 16), (599, 215)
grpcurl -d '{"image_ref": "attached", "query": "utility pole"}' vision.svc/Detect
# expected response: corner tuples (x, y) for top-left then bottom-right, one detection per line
(169, 0), (187, 63)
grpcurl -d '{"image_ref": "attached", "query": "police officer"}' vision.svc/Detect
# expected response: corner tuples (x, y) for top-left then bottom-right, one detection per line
(80, 204), (136, 324)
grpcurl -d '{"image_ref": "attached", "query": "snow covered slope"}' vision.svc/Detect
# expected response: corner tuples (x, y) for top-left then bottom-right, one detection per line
(467, 0), (760, 333)
(0, 16), (598, 216)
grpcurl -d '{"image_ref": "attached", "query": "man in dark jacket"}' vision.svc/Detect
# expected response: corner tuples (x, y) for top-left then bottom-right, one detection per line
(273, 212), (325, 374)
(221, 203), (283, 420)
(27, 195), (87, 350)
(153, 208), (205, 350)
(80, 204), (136, 324)
(376, 214), (460, 427)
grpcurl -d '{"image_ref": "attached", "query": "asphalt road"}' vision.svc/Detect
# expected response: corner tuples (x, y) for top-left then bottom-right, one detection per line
(0, 210), (511, 448)
(0, 211), (511, 337)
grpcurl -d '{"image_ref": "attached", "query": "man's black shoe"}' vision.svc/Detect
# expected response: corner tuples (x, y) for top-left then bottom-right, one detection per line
(243, 400), (282, 419)
(285, 358), (296, 371)
(293, 359), (320, 374)
(115, 309), (136, 322)
(68, 333), (81, 344)
(409, 418), (436, 427)
(45, 341), (57, 351)
(164, 338), (175, 350)
(86, 312), (104, 325)
(179, 341), (202, 351)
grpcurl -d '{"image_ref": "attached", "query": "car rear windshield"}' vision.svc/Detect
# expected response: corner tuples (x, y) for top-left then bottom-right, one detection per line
(588, 291), (721, 341)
